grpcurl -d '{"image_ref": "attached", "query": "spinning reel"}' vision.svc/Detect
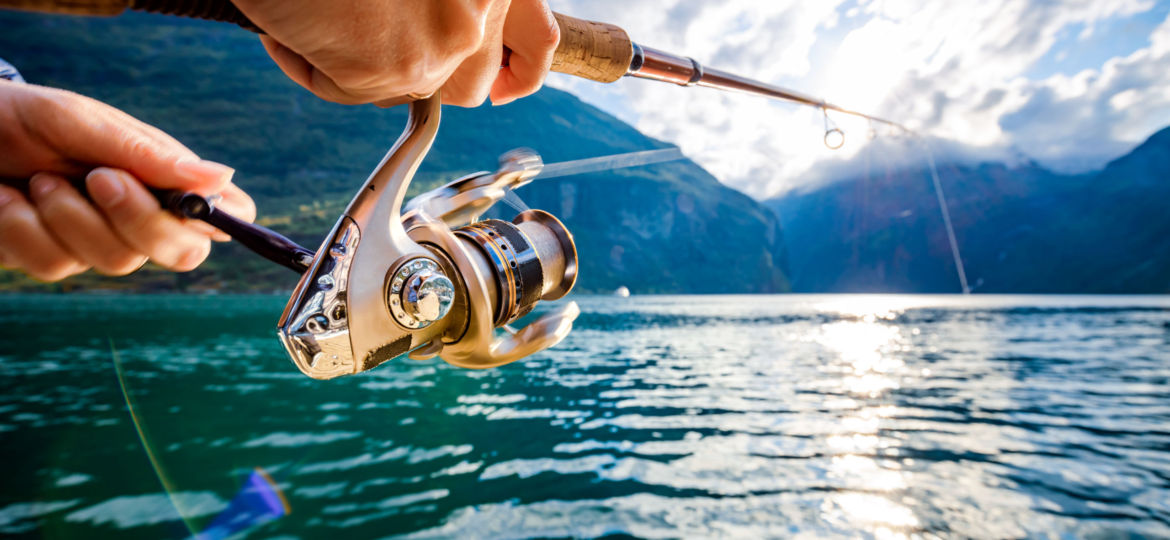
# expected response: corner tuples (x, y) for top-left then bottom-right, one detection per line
(277, 96), (580, 379)
(171, 96), (580, 378)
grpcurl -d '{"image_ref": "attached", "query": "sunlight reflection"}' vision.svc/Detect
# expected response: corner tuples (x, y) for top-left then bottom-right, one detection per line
(822, 492), (921, 531)
(818, 320), (906, 397)
(814, 299), (920, 536)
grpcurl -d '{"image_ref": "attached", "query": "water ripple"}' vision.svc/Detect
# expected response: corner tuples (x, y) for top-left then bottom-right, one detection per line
(2, 294), (1169, 538)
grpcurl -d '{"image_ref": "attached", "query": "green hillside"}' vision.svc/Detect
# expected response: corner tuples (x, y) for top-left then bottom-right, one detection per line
(0, 11), (789, 294)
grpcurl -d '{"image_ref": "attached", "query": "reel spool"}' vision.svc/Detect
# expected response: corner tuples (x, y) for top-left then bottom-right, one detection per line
(277, 95), (580, 379)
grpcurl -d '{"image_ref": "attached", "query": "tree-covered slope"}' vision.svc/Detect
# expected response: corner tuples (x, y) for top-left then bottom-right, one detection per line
(0, 11), (789, 294)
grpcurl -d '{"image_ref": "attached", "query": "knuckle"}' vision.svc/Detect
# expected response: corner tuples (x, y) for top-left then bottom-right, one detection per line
(396, 57), (436, 91)
(441, 4), (487, 59)
(534, 15), (561, 51)
(451, 30), (484, 60)
(119, 134), (161, 164)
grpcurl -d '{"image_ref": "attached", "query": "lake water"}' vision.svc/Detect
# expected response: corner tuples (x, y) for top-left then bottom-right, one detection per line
(1, 294), (1168, 538)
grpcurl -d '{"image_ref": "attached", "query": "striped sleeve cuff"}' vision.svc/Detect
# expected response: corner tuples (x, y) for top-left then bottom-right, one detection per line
(0, 58), (25, 83)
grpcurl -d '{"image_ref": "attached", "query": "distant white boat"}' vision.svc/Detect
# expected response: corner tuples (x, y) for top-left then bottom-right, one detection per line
(613, 286), (630, 298)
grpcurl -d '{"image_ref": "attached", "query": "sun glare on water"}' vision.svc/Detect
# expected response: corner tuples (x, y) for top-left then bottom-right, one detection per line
(807, 296), (925, 537)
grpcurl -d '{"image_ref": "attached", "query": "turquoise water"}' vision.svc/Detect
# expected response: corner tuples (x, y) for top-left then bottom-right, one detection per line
(1, 294), (1169, 538)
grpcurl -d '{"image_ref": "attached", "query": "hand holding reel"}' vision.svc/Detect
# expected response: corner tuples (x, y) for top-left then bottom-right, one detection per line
(275, 94), (579, 379)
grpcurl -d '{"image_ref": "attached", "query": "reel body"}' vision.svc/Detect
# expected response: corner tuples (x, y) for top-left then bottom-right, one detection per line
(277, 97), (579, 379)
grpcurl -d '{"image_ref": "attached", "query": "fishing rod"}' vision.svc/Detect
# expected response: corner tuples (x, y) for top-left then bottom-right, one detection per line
(3, 1), (905, 137)
(2, 0), (914, 377)
(547, 14), (909, 133)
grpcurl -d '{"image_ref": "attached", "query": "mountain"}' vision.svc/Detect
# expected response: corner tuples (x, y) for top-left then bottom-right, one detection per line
(0, 11), (789, 294)
(769, 130), (1170, 294)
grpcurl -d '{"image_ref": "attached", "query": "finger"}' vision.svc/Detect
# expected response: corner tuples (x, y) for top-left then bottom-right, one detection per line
(21, 85), (235, 194)
(187, 219), (228, 242)
(261, 36), (374, 105)
(86, 168), (211, 272)
(442, 46), (503, 107)
(0, 184), (88, 281)
(200, 183), (257, 243)
(259, 36), (313, 91)
(28, 173), (147, 276)
(491, 0), (559, 106)
(443, 5), (509, 108)
(373, 95), (413, 109)
(216, 183), (256, 224)
(373, 83), (445, 109)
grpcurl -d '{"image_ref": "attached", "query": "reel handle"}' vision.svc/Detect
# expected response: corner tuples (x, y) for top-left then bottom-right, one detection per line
(3, 1), (634, 83)
(158, 189), (313, 273)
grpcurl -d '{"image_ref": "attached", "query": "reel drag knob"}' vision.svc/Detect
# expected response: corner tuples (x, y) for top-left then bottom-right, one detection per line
(403, 270), (455, 323)
(388, 258), (455, 329)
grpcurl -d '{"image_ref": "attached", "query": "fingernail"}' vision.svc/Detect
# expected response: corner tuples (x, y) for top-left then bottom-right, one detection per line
(175, 159), (234, 186)
(176, 244), (209, 271)
(0, 189), (13, 207)
(29, 175), (60, 200)
(87, 170), (126, 207)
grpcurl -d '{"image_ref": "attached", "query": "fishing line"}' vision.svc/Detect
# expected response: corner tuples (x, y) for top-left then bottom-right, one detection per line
(500, 188), (531, 214)
(920, 140), (970, 295)
(501, 147), (689, 214)
(112, 342), (290, 538)
(535, 148), (685, 180)
(877, 87), (971, 295)
(110, 340), (202, 538)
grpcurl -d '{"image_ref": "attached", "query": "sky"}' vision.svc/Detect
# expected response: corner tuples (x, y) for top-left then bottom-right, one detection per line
(545, 0), (1170, 198)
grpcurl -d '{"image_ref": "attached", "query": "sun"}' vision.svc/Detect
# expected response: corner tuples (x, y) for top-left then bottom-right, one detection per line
(826, 18), (909, 130)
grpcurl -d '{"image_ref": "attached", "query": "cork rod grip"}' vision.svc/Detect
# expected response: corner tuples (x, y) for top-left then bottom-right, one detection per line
(0, 0), (125, 15)
(550, 13), (634, 83)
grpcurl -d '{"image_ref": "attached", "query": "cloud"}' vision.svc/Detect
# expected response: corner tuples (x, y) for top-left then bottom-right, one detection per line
(1000, 13), (1170, 172)
(545, 0), (1167, 198)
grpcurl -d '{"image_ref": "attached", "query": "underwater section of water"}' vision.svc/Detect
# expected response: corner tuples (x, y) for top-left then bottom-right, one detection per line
(0, 294), (1168, 538)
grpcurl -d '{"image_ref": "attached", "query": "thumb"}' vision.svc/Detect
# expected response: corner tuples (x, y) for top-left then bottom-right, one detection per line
(34, 86), (235, 195)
